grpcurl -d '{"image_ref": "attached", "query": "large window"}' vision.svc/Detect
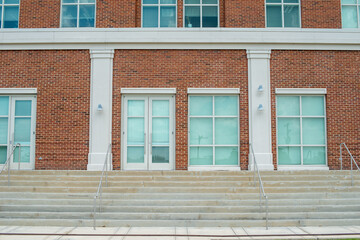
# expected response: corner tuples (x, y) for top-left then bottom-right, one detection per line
(61, 0), (95, 28)
(266, 0), (300, 28)
(276, 96), (327, 166)
(0, 0), (20, 28)
(142, 0), (177, 28)
(189, 96), (239, 166)
(184, 0), (219, 28)
(342, 0), (359, 28)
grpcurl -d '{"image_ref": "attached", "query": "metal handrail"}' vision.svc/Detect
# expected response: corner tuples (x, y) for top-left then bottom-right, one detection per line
(93, 144), (112, 230)
(0, 143), (21, 186)
(339, 143), (359, 186)
(249, 143), (269, 230)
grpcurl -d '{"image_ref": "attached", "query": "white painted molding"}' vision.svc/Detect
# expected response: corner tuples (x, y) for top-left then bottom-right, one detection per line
(121, 88), (177, 94)
(188, 166), (241, 171)
(0, 88), (37, 95)
(277, 166), (329, 171)
(90, 49), (114, 59)
(246, 50), (271, 59)
(0, 29), (360, 50)
(187, 88), (240, 94)
(275, 88), (327, 95)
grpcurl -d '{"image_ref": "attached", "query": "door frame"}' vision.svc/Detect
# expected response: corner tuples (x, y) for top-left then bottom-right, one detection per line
(121, 94), (175, 171)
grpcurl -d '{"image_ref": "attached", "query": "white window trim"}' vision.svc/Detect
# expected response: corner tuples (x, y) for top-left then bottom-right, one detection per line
(0, 88), (37, 95)
(276, 94), (328, 169)
(121, 88), (176, 94)
(341, 0), (360, 28)
(142, 0), (178, 28)
(183, 0), (220, 28)
(265, 0), (301, 28)
(60, 0), (96, 28)
(188, 88), (240, 94)
(188, 94), (240, 169)
(275, 88), (327, 95)
(0, 0), (20, 29)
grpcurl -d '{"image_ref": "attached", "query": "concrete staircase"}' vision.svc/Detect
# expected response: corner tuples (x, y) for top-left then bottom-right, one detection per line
(0, 170), (359, 227)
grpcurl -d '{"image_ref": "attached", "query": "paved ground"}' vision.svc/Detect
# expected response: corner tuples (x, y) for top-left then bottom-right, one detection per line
(0, 226), (360, 240)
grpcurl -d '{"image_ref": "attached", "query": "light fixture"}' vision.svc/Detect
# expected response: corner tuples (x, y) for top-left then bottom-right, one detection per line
(258, 85), (264, 92)
(258, 104), (264, 111)
(97, 104), (103, 112)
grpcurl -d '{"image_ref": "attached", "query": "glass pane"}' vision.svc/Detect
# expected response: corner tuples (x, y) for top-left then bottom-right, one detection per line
(302, 96), (325, 116)
(302, 118), (325, 145)
(80, 0), (95, 3)
(152, 118), (169, 145)
(277, 96), (300, 116)
(202, 6), (218, 27)
(0, 146), (6, 164)
(342, 6), (358, 28)
(284, 5), (300, 27)
(342, 0), (357, 4)
(152, 147), (169, 163)
(144, 0), (158, 3)
(62, 5), (78, 27)
(278, 147), (301, 165)
(13, 146), (30, 163)
(0, 118), (8, 145)
(79, 5), (95, 27)
(63, 0), (77, 3)
(266, 0), (281, 2)
(143, 6), (158, 27)
(203, 0), (218, 4)
(215, 147), (238, 165)
(185, 0), (200, 3)
(189, 96), (212, 116)
(128, 100), (145, 117)
(160, 0), (176, 4)
(0, 7), (2, 28)
(127, 118), (145, 145)
(3, 6), (19, 28)
(4, 0), (19, 4)
(14, 118), (31, 145)
(0, 97), (9, 116)
(15, 100), (32, 116)
(189, 147), (213, 165)
(185, 6), (200, 27)
(127, 147), (144, 163)
(284, 0), (299, 3)
(152, 100), (169, 116)
(277, 118), (300, 145)
(303, 147), (326, 165)
(190, 118), (213, 145)
(215, 96), (238, 116)
(160, 6), (176, 27)
(266, 5), (282, 27)
(215, 118), (238, 145)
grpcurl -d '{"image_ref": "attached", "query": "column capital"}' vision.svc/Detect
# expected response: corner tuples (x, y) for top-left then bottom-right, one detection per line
(246, 49), (271, 59)
(90, 49), (115, 59)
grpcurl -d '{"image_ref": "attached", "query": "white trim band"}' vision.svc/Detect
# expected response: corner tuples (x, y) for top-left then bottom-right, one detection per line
(121, 88), (177, 94)
(187, 88), (240, 94)
(0, 88), (37, 95)
(276, 88), (327, 95)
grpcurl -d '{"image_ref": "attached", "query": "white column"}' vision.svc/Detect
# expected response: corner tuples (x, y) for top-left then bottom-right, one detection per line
(87, 49), (114, 171)
(247, 49), (274, 171)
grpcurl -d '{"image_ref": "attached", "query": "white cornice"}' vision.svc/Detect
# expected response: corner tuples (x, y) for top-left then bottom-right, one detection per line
(275, 88), (327, 95)
(121, 88), (177, 94)
(0, 88), (37, 95)
(0, 28), (359, 50)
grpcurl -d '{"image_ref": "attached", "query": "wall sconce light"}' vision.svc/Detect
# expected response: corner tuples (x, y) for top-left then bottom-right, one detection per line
(258, 85), (264, 92)
(258, 104), (264, 111)
(97, 104), (103, 112)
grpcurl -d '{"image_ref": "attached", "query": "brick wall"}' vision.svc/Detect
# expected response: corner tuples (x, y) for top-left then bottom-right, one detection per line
(271, 50), (360, 170)
(302, 0), (342, 28)
(96, 0), (136, 28)
(225, 0), (265, 28)
(20, 0), (60, 28)
(0, 50), (90, 170)
(112, 50), (249, 170)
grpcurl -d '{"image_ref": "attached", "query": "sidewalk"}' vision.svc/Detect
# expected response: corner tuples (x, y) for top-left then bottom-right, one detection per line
(1, 226), (360, 240)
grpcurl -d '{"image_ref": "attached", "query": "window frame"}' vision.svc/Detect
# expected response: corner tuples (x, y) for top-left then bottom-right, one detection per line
(265, 0), (301, 28)
(276, 94), (328, 168)
(341, 0), (360, 28)
(188, 94), (240, 167)
(183, 0), (220, 28)
(60, 0), (96, 28)
(141, 0), (178, 28)
(0, 0), (20, 29)
(0, 96), (9, 164)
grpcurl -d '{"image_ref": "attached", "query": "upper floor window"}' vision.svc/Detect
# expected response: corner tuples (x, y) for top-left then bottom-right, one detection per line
(61, 0), (95, 28)
(342, 0), (359, 28)
(142, 0), (177, 28)
(266, 0), (300, 28)
(184, 0), (219, 28)
(0, 0), (20, 28)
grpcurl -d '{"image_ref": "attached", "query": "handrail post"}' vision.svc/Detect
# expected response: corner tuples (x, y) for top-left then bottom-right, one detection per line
(351, 155), (353, 186)
(339, 143), (343, 170)
(93, 196), (96, 230)
(7, 151), (10, 186)
(265, 196), (269, 230)
(18, 144), (21, 170)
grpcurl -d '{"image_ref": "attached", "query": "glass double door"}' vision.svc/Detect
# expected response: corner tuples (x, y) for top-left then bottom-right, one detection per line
(123, 95), (174, 170)
(0, 96), (36, 170)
